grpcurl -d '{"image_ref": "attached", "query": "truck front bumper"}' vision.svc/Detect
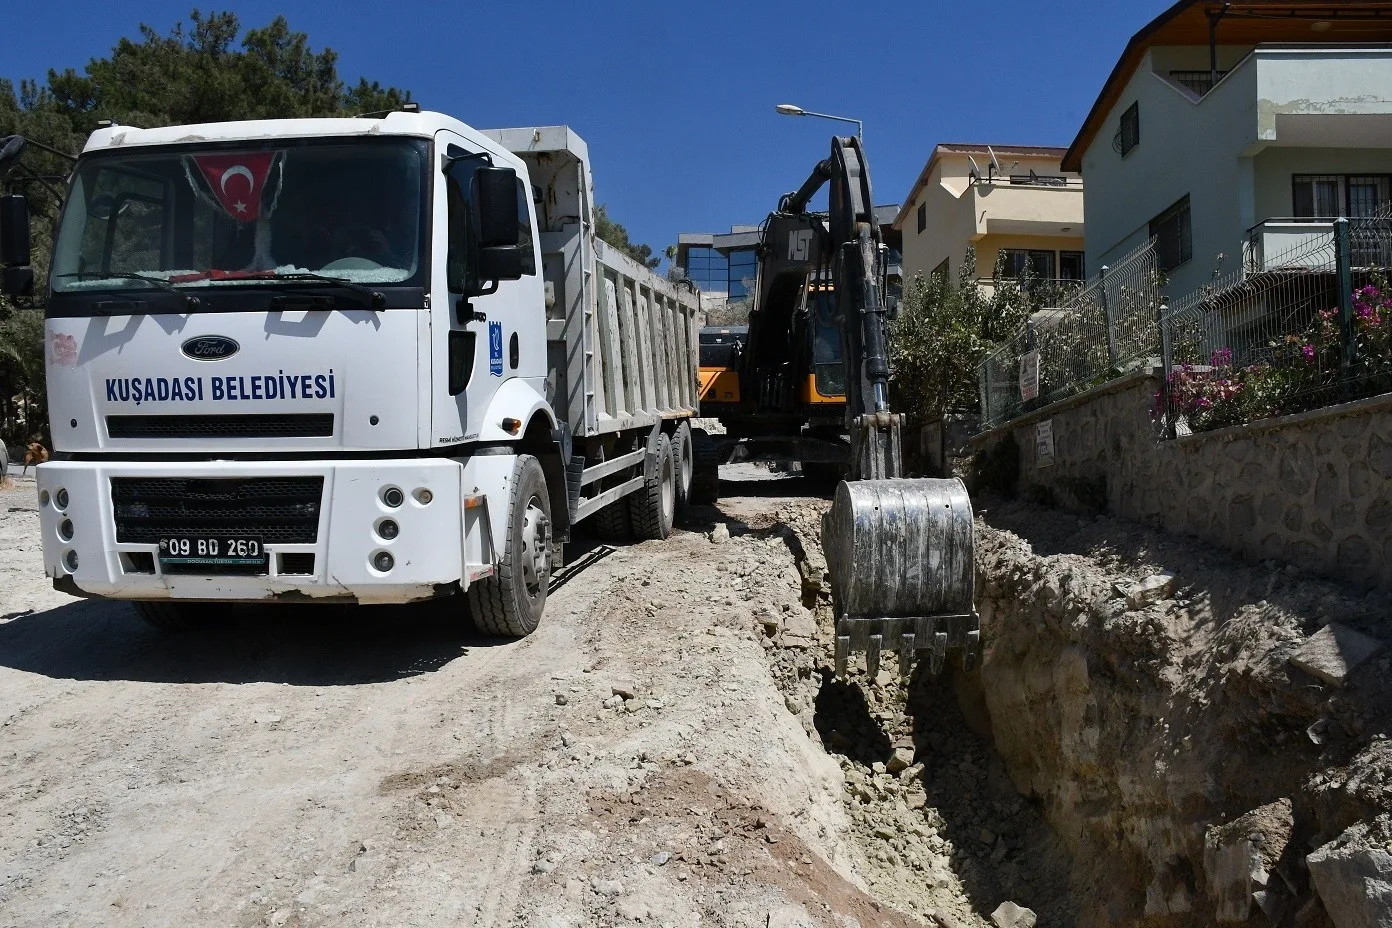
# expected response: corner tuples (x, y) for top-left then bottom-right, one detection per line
(35, 458), (475, 605)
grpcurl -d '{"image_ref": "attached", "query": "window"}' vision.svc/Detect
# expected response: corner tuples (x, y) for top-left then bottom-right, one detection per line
(1169, 70), (1227, 96)
(1292, 175), (1343, 218)
(916, 202), (927, 234)
(514, 178), (536, 276)
(1149, 195), (1192, 272)
(1060, 251), (1085, 282)
(1114, 102), (1139, 157)
(727, 248), (758, 300)
(682, 246), (728, 293)
(999, 248), (1056, 281)
(930, 258), (949, 284)
(1293, 174), (1392, 219)
(1347, 176), (1390, 218)
(52, 139), (429, 297)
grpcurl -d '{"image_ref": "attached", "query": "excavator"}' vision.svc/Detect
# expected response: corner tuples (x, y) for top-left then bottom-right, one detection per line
(738, 137), (979, 678)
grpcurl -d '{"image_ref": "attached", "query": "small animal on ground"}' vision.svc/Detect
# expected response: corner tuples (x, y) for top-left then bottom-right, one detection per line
(23, 442), (48, 476)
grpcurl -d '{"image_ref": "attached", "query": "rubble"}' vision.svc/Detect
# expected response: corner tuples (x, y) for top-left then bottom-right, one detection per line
(1307, 814), (1392, 928)
(1289, 622), (1383, 688)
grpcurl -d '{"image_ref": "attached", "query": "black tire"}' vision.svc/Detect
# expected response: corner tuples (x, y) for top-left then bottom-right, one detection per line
(672, 422), (694, 512)
(467, 454), (552, 637)
(628, 432), (675, 540)
(690, 428), (720, 505)
(592, 499), (633, 541)
(131, 601), (201, 632)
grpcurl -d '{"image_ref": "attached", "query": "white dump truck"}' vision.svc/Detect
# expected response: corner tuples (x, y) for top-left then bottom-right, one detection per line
(0, 111), (709, 634)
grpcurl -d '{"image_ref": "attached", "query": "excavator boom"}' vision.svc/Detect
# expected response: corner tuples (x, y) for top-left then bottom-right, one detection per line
(785, 138), (980, 678)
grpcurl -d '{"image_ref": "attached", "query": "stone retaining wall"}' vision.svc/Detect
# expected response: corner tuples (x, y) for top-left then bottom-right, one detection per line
(977, 375), (1392, 590)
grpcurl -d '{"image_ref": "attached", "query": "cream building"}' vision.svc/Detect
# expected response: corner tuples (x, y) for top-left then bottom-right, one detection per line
(892, 144), (1085, 291)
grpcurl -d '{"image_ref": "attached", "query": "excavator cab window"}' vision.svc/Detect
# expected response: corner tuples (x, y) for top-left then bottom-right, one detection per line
(809, 287), (845, 398)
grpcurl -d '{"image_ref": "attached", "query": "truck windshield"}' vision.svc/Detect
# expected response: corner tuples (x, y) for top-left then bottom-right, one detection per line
(51, 138), (428, 295)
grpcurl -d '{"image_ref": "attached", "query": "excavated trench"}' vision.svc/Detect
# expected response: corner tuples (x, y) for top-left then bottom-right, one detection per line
(720, 480), (1392, 928)
(717, 490), (1075, 928)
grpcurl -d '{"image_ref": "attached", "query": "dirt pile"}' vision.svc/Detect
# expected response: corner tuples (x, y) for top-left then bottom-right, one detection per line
(973, 499), (1392, 927)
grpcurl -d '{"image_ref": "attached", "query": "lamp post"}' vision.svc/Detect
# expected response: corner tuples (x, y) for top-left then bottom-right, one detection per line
(775, 103), (863, 141)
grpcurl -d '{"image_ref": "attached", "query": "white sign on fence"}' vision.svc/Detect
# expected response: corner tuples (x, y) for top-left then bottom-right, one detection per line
(1036, 419), (1055, 468)
(1019, 349), (1040, 402)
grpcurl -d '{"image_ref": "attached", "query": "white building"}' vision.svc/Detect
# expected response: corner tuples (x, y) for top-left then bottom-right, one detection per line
(1065, 0), (1392, 297)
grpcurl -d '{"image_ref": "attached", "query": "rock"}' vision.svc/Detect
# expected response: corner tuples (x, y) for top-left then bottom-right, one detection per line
(616, 897), (651, 920)
(602, 695), (623, 710)
(710, 524), (730, 544)
(592, 878), (624, 897)
(645, 699), (664, 710)
(1307, 816), (1392, 928)
(611, 680), (638, 700)
(554, 693), (569, 706)
(1204, 799), (1292, 923)
(1289, 623), (1383, 688)
(991, 838), (1008, 863)
(990, 901), (1036, 928)
(532, 860), (556, 874)
(1123, 573), (1176, 610)
(886, 746), (915, 774)
(978, 828), (996, 846)
(650, 851), (672, 866)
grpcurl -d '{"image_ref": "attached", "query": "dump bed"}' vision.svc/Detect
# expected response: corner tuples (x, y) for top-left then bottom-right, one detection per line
(481, 126), (701, 440)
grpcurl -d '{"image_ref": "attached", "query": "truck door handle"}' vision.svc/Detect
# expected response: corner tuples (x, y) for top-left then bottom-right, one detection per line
(454, 299), (486, 325)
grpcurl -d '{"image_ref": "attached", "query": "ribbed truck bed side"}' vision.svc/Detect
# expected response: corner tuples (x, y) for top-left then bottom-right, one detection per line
(480, 125), (701, 440)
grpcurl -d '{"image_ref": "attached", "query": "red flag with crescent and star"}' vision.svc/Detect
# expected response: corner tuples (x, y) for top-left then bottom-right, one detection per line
(193, 152), (277, 222)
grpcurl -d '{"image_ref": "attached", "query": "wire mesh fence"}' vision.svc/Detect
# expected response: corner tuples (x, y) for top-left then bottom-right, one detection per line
(1157, 215), (1392, 437)
(977, 241), (1161, 428)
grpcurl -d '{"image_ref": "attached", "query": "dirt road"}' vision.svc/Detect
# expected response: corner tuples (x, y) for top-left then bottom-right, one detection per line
(0, 468), (948, 928)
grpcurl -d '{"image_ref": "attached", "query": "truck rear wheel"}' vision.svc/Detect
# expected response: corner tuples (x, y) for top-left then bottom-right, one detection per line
(629, 432), (675, 540)
(690, 428), (720, 505)
(672, 422), (694, 512)
(468, 454), (551, 637)
(592, 499), (632, 541)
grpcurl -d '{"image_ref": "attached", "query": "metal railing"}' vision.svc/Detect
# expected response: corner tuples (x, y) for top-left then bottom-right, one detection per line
(977, 241), (1161, 428)
(1158, 215), (1392, 436)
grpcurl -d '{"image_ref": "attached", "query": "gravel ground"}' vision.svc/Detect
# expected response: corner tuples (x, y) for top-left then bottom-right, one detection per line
(0, 467), (978, 928)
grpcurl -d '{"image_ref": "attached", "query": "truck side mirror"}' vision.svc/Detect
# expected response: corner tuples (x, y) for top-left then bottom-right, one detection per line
(0, 193), (34, 297)
(474, 166), (525, 286)
(475, 166), (520, 248)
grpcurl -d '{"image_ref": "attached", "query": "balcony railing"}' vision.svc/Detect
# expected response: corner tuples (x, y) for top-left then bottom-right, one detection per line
(1243, 217), (1392, 274)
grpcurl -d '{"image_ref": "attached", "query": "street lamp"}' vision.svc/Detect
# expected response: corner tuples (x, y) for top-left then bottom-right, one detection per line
(775, 103), (863, 141)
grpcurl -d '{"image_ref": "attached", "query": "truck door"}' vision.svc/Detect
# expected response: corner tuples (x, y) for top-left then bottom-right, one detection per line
(430, 131), (544, 447)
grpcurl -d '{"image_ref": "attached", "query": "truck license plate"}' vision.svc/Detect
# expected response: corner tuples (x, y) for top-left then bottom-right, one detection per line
(159, 536), (267, 574)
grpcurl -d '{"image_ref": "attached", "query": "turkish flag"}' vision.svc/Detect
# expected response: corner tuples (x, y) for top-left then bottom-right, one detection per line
(193, 152), (277, 222)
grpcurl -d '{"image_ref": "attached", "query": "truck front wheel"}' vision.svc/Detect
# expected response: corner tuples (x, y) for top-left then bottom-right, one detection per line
(468, 454), (551, 637)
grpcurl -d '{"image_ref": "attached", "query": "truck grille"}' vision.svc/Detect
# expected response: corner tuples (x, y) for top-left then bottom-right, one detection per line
(111, 477), (324, 544)
(106, 414), (334, 439)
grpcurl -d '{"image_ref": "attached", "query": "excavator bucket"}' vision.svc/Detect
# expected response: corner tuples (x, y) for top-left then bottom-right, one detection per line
(822, 476), (979, 679)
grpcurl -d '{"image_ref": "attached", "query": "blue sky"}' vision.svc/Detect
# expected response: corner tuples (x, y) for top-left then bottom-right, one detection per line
(3, 1), (1158, 264)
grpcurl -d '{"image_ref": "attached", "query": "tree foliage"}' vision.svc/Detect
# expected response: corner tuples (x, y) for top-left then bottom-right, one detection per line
(594, 203), (660, 269)
(0, 10), (412, 447)
(888, 247), (1037, 423)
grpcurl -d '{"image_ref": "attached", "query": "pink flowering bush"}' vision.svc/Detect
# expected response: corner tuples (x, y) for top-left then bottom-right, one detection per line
(1157, 273), (1392, 432)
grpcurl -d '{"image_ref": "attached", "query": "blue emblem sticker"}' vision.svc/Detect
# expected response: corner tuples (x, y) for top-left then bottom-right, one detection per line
(488, 321), (504, 377)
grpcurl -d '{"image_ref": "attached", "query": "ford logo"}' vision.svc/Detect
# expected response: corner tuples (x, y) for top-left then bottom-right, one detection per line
(181, 336), (239, 361)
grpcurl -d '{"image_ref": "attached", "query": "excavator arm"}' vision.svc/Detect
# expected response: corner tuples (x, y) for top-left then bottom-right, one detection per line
(784, 137), (979, 679)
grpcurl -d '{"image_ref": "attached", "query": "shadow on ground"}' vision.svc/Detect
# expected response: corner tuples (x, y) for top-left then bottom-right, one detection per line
(0, 594), (499, 687)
